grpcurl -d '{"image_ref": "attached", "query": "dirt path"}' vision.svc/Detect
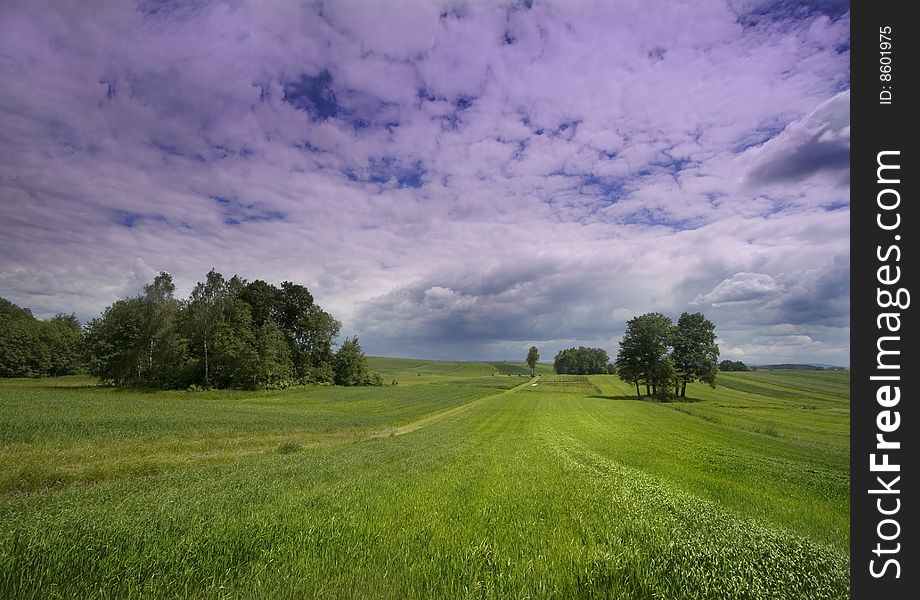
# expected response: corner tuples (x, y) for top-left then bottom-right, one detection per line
(369, 377), (537, 439)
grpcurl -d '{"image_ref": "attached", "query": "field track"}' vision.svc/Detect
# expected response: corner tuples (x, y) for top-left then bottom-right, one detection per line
(379, 377), (537, 438)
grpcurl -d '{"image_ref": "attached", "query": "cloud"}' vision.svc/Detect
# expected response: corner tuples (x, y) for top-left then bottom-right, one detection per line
(697, 272), (785, 305)
(745, 91), (850, 186)
(0, 0), (850, 366)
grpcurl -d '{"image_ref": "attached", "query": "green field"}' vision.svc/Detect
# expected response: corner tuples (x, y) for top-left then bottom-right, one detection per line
(0, 360), (849, 599)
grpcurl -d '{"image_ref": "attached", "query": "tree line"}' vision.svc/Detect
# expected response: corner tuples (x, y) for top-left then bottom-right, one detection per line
(719, 359), (749, 372)
(0, 270), (381, 389)
(0, 298), (82, 377)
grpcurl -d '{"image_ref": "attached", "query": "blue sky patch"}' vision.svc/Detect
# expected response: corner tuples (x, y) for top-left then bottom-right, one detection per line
(284, 70), (339, 120)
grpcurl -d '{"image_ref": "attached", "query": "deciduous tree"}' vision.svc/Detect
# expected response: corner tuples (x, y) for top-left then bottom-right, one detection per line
(526, 346), (539, 377)
(553, 346), (610, 375)
(183, 269), (231, 387)
(671, 312), (719, 397)
(1, 298), (83, 378)
(615, 312), (673, 398)
(84, 298), (146, 385)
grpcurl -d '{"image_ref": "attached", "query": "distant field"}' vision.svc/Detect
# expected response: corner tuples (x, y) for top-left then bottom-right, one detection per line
(0, 361), (849, 599)
(366, 357), (554, 380)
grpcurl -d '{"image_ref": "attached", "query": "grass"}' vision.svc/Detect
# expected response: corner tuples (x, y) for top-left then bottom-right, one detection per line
(0, 361), (849, 598)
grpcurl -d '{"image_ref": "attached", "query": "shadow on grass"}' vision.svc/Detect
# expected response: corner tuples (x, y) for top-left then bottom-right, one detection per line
(588, 394), (704, 403)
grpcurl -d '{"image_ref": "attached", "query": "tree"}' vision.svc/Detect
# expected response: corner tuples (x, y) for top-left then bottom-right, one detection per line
(84, 298), (146, 385)
(235, 279), (340, 384)
(649, 354), (678, 401)
(299, 304), (340, 382)
(77, 270), (342, 390)
(333, 336), (370, 386)
(553, 348), (576, 374)
(43, 314), (83, 376)
(1, 298), (82, 378)
(206, 298), (258, 389)
(183, 269), (231, 387)
(615, 360), (643, 398)
(0, 299), (46, 377)
(671, 312), (719, 397)
(275, 282), (341, 383)
(614, 312), (673, 399)
(581, 347), (610, 374)
(139, 272), (183, 386)
(719, 359), (748, 372)
(253, 320), (293, 386)
(82, 274), (184, 387)
(553, 346), (610, 375)
(237, 279), (281, 328)
(526, 346), (540, 376)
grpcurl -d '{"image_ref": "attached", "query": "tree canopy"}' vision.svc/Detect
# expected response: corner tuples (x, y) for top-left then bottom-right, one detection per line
(719, 359), (749, 372)
(333, 336), (381, 386)
(526, 346), (540, 376)
(614, 311), (719, 400)
(553, 346), (610, 375)
(671, 312), (719, 397)
(614, 312), (674, 399)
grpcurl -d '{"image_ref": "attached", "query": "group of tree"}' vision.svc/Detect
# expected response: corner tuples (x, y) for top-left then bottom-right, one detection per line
(719, 359), (749, 372)
(614, 312), (719, 400)
(553, 346), (613, 375)
(0, 298), (82, 377)
(81, 270), (381, 390)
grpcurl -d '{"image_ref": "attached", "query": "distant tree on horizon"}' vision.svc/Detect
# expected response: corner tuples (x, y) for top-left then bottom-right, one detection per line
(553, 346), (609, 375)
(719, 359), (749, 372)
(526, 346), (540, 376)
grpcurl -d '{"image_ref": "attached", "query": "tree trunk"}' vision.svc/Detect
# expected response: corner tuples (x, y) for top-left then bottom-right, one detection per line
(204, 337), (209, 386)
(681, 383), (687, 397)
(651, 384), (657, 398)
(636, 383), (641, 398)
(645, 384), (650, 396)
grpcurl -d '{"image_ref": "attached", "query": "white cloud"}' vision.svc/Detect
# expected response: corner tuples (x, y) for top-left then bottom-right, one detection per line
(697, 272), (785, 306)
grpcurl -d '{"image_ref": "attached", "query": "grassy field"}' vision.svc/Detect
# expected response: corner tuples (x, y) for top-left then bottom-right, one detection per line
(0, 361), (849, 599)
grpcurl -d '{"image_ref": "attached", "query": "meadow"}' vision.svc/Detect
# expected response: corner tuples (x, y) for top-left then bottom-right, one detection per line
(0, 360), (849, 599)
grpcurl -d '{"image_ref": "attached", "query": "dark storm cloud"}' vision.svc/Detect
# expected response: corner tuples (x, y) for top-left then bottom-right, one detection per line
(747, 129), (849, 185)
(743, 90), (849, 187)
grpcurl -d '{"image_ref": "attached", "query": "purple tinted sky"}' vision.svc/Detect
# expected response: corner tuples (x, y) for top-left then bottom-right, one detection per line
(0, 0), (850, 365)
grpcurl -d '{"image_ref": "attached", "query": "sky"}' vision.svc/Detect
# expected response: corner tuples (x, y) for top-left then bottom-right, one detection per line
(0, 0), (851, 366)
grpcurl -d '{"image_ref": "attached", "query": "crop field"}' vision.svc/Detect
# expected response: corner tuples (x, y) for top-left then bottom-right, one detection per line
(0, 362), (849, 599)
(534, 375), (602, 393)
